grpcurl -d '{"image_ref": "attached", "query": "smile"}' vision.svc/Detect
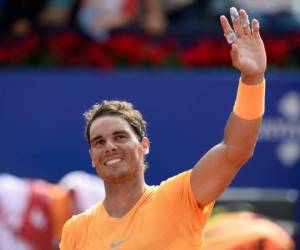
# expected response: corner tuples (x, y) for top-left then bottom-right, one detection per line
(104, 158), (122, 166)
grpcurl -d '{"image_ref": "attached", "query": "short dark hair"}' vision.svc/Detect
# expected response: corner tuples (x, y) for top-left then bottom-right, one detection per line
(83, 100), (147, 146)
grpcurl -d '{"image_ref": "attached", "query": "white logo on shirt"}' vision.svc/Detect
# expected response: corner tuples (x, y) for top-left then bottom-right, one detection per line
(111, 237), (129, 248)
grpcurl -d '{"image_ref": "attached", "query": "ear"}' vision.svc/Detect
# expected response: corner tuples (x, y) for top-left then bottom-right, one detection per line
(141, 137), (150, 155)
(89, 149), (96, 168)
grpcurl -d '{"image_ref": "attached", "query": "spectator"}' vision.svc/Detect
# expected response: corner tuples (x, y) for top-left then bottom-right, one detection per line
(0, 174), (71, 250)
(38, 0), (76, 29)
(77, 0), (140, 42)
(59, 171), (105, 214)
(209, 0), (300, 32)
(0, 171), (104, 249)
(77, 0), (196, 42)
(2, 0), (47, 36)
(203, 211), (295, 250)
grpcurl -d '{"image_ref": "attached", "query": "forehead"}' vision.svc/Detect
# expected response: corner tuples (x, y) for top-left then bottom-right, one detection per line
(89, 116), (134, 138)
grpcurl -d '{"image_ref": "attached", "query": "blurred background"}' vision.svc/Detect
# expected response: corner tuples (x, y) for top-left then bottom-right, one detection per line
(0, 0), (299, 249)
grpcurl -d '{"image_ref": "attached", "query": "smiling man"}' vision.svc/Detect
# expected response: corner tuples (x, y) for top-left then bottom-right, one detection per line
(60, 7), (267, 250)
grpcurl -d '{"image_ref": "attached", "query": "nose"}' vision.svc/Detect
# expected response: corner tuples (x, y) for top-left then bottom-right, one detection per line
(104, 140), (117, 154)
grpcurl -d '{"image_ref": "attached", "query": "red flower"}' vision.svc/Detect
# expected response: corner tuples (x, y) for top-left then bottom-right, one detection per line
(179, 38), (217, 67)
(3, 33), (40, 64)
(47, 31), (83, 55)
(291, 32), (300, 48)
(0, 28), (298, 68)
(105, 34), (151, 66)
(0, 47), (8, 63)
(21, 33), (40, 55)
(84, 42), (115, 69)
(265, 36), (291, 66)
(161, 38), (179, 53)
(9, 46), (27, 64)
(179, 48), (195, 67)
(192, 38), (218, 66)
(127, 46), (146, 65)
(146, 44), (170, 66)
(214, 40), (231, 66)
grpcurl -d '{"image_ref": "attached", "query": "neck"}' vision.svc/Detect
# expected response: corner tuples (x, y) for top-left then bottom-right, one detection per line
(103, 175), (146, 218)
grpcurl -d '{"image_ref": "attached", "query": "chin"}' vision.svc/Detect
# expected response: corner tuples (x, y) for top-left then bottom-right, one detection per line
(105, 169), (140, 184)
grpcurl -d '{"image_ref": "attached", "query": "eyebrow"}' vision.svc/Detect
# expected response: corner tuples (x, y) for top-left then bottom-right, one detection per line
(90, 130), (129, 143)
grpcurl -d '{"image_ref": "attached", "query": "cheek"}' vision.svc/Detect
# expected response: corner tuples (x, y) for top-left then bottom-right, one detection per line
(134, 146), (145, 161)
(91, 150), (102, 163)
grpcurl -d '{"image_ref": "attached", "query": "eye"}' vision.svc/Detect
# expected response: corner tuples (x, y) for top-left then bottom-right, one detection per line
(93, 139), (105, 148)
(115, 134), (127, 141)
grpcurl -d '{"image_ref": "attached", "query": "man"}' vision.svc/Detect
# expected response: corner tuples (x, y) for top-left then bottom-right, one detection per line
(60, 7), (267, 249)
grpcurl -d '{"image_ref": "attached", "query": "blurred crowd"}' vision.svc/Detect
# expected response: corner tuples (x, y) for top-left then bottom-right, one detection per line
(0, 0), (200, 39)
(1, 0), (300, 38)
(0, 0), (299, 68)
(0, 171), (106, 250)
(0, 172), (296, 250)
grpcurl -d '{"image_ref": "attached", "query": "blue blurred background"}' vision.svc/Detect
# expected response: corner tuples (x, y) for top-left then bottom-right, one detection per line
(0, 69), (299, 188)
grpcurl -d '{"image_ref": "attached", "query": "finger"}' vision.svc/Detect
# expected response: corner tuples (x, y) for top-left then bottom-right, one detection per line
(220, 15), (237, 44)
(230, 7), (243, 37)
(220, 15), (233, 34)
(252, 18), (261, 39)
(239, 9), (251, 35)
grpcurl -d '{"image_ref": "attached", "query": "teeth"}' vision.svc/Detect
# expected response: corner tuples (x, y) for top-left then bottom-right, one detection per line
(105, 158), (122, 166)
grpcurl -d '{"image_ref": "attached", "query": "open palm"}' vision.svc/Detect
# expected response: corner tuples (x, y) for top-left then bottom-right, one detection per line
(220, 8), (267, 76)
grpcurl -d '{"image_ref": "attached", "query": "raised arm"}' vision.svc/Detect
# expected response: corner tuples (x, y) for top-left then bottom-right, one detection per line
(191, 7), (267, 207)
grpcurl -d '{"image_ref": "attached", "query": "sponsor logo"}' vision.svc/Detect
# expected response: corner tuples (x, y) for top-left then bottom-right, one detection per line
(111, 237), (129, 248)
(259, 91), (300, 167)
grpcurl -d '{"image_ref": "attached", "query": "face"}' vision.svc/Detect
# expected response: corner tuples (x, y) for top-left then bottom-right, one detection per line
(89, 116), (149, 184)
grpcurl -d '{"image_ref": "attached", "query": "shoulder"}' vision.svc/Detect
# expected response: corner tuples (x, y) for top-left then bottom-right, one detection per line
(69, 202), (100, 228)
(145, 170), (191, 205)
(158, 170), (192, 192)
(60, 202), (102, 249)
(154, 170), (214, 221)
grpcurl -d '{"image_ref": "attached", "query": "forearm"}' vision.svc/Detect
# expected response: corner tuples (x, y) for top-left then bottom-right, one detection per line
(223, 113), (261, 165)
(223, 73), (265, 165)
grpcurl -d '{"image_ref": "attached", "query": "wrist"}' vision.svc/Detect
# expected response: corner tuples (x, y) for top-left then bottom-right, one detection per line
(233, 78), (265, 120)
(241, 73), (265, 85)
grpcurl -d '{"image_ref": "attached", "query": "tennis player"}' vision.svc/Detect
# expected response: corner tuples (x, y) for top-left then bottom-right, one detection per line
(60, 7), (266, 250)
